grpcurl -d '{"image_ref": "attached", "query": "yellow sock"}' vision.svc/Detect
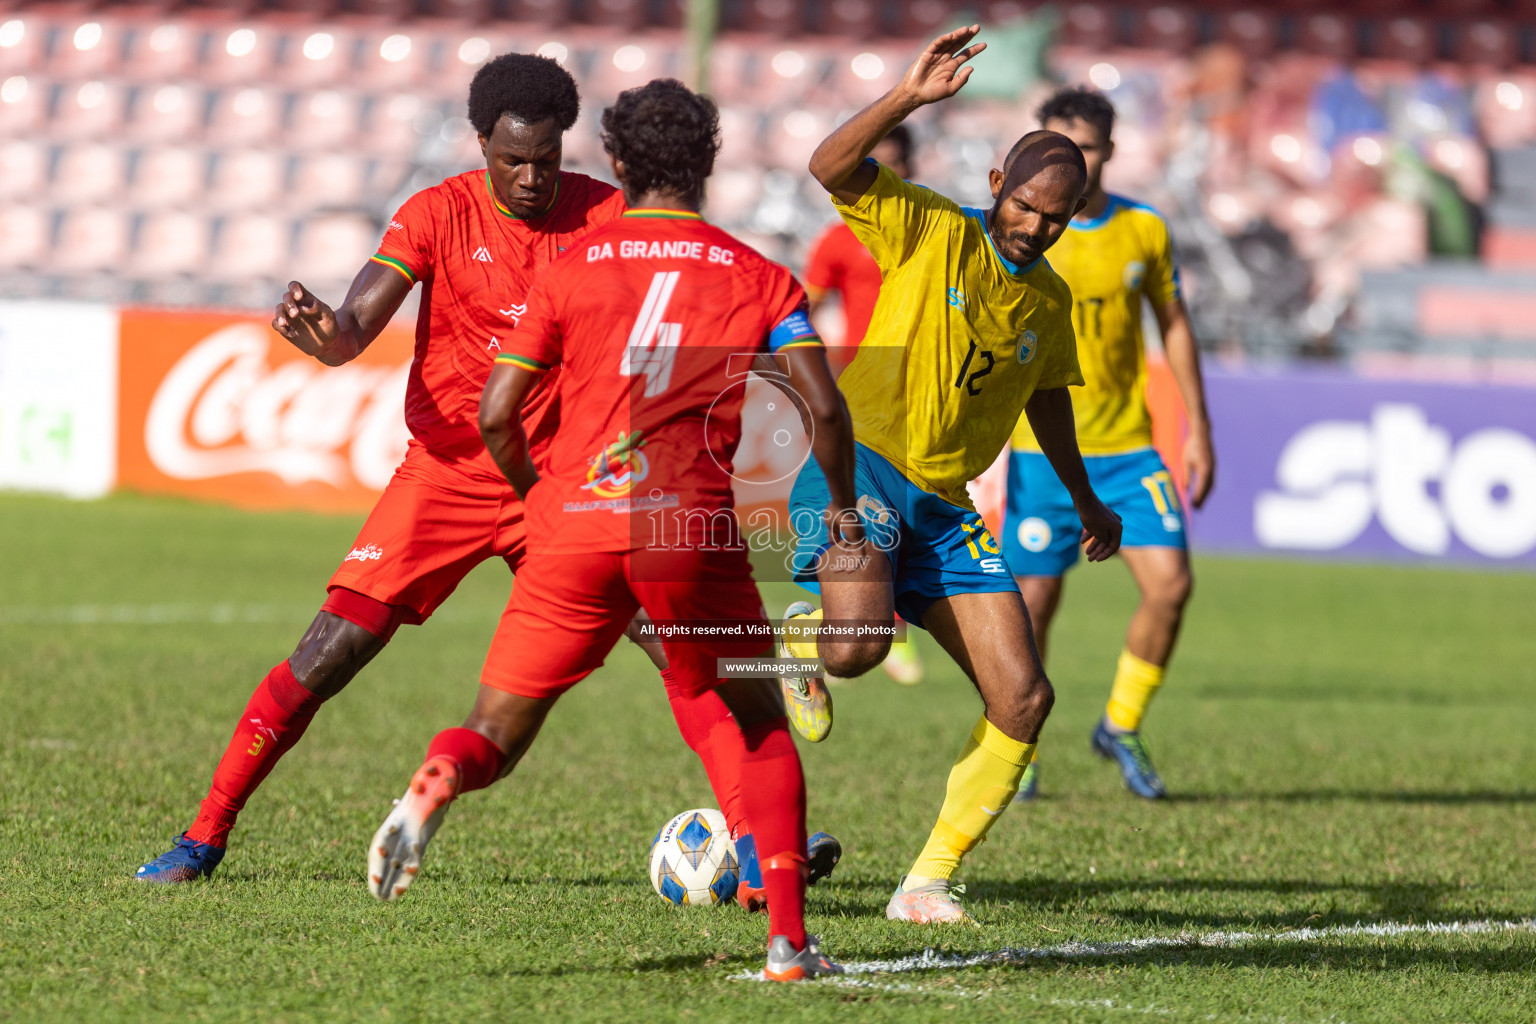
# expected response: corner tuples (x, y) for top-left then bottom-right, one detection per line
(906, 716), (1035, 885)
(1105, 649), (1165, 732)
(783, 607), (822, 659)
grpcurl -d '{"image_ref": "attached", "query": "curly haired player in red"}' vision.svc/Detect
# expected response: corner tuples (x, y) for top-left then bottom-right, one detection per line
(365, 78), (858, 982)
(133, 56), (839, 900)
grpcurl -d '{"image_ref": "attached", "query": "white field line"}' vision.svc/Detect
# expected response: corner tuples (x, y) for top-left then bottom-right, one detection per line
(0, 603), (501, 625)
(731, 918), (1536, 985)
(0, 603), (316, 625)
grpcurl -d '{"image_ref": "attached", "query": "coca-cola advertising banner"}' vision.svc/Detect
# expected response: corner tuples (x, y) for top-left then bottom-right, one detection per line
(117, 309), (414, 513)
(1192, 368), (1536, 567)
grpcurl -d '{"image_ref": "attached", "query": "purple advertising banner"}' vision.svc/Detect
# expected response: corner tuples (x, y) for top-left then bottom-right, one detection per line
(1190, 367), (1536, 568)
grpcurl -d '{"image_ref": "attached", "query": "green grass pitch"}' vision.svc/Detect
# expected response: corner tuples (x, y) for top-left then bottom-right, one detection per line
(2, 492), (1534, 1022)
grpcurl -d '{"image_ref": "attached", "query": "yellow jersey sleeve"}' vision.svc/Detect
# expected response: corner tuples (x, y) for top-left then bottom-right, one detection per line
(831, 162), (946, 272)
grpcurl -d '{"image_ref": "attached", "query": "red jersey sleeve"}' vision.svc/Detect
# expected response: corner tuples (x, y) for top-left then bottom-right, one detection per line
(370, 188), (437, 285)
(498, 271), (563, 373)
(802, 223), (845, 292)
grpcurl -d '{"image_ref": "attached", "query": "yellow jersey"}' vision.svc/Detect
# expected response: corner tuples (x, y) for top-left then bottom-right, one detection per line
(1012, 193), (1180, 456)
(833, 163), (1082, 510)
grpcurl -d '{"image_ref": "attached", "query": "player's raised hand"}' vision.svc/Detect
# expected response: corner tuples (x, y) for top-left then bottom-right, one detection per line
(1077, 493), (1123, 563)
(272, 281), (340, 359)
(898, 25), (986, 106)
(1183, 429), (1216, 509)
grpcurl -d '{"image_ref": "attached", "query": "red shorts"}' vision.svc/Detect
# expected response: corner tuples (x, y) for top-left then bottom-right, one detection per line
(327, 442), (525, 622)
(480, 546), (771, 699)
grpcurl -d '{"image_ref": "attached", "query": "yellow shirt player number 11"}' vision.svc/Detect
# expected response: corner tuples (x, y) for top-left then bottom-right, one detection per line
(780, 26), (1123, 927)
(1005, 87), (1217, 808)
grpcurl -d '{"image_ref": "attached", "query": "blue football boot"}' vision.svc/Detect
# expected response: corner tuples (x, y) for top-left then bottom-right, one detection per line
(135, 832), (225, 883)
(1091, 719), (1167, 799)
(735, 830), (842, 912)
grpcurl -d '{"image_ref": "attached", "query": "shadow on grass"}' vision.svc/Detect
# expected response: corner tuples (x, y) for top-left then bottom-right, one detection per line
(960, 876), (1517, 930)
(1163, 789), (1536, 805)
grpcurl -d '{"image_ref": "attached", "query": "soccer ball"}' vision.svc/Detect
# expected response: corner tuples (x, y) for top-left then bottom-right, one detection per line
(648, 808), (739, 906)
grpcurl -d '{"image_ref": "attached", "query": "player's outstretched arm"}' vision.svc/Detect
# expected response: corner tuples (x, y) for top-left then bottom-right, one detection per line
(808, 25), (985, 204)
(478, 362), (542, 498)
(1156, 298), (1215, 509)
(1025, 387), (1123, 563)
(271, 262), (411, 367)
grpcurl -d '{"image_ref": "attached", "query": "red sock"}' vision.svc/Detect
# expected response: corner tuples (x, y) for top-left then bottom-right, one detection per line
(716, 715), (807, 949)
(425, 727), (505, 794)
(662, 667), (749, 838)
(187, 661), (325, 847)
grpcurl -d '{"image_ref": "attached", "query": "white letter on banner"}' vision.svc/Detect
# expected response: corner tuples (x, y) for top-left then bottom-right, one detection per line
(1254, 421), (1373, 550)
(1443, 428), (1536, 558)
(1372, 403), (1450, 555)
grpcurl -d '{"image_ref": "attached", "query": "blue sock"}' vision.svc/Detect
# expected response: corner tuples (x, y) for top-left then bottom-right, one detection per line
(735, 832), (762, 888)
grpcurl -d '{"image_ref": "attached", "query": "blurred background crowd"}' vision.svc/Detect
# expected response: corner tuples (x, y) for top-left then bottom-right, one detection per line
(4, 0), (1536, 374)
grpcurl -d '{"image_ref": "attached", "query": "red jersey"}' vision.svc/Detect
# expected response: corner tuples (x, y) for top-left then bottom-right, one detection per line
(500, 209), (820, 554)
(370, 169), (627, 472)
(803, 220), (883, 347)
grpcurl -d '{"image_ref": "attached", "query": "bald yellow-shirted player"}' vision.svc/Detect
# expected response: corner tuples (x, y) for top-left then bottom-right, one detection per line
(778, 27), (1123, 926)
(1005, 87), (1216, 802)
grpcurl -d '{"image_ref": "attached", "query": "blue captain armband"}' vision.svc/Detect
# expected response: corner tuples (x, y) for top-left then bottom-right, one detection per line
(767, 309), (822, 352)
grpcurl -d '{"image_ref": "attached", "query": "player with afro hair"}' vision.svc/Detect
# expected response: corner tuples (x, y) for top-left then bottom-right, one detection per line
(467, 52), (581, 137)
(600, 78), (721, 207)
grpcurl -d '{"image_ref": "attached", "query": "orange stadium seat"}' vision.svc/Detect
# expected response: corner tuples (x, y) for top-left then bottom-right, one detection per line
(121, 20), (202, 79)
(208, 149), (287, 211)
(1297, 14), (1359, 60)
(1373, 16), (1437, 63)
(0, 12), (48, 69)
(357, 28), (438, 90)
(1454, 21), (1518, 68)
(365, 92), (434, 159)
(582, 0), (649, 31)
(206, 86), (283, 147)
(1217, 9), (1279, 58)
(0, 205), (49, 270)
(282, 26), (359, 89)
(201, 23), (282, 85)
(0, 73), (45, 134)
(293, 213), (376, 289)
(505, 0), (574, 26)
(291, 153), (370, 212)
(426, 0), (497, 19)
(1060, 4), (1116, 50)
(129, 146), (208, 210)
(50, 143), (130, 207)
(287, 90), (365, 150)
(816, 0), (881, 40)
(1131, 6), (1199, 53)
(51, 78), (132, 141)
(209, 213), (290, 282)
(0, 140), (47, 203)
(889, 0), (952, 40)
(51, 206), (131, 273)
(735, 0), (805, 36)
(134, 210), (213, 278)
(129, 83), (206, 144)
(43, 16), (127, 78)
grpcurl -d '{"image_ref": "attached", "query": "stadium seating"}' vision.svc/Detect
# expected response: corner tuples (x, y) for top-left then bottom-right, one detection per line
(2, 0), (1535, 363)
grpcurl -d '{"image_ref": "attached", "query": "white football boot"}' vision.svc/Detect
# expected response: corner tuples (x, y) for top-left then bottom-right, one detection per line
(368, 756), (460, 902)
